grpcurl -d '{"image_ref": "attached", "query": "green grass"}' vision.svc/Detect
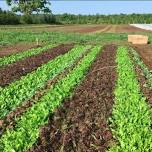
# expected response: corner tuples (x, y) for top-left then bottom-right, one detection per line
(0, 31), (127, 46)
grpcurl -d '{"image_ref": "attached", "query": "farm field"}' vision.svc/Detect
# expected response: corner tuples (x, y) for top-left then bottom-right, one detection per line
(0, 24), (152, 152)
(0, 24), (150, 33)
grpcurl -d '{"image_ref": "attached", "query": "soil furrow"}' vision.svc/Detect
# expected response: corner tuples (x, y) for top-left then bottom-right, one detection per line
(134, 65), (152, 106)
(0, 44), (74, 87)
(130, 53), (152, 106)
(0, 43), (40, 58)
(133, 45), (152, 70)
(0, 46), (92, 137)
(28, 44), (117, 152)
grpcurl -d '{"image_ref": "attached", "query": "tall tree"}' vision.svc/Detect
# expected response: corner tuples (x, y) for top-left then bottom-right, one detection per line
(6, 0), (51, 15)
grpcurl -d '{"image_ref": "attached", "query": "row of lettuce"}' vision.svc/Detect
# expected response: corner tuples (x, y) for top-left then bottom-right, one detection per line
(0, 44), (151, 151)
(0, 44), (58, 67)
(0, 46), (102, 151)
(109, 46), (152, 152)
(0, 45), (92, 119)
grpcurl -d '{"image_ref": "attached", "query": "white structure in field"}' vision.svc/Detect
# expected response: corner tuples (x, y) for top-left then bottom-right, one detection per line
(130, 24), (152, 31)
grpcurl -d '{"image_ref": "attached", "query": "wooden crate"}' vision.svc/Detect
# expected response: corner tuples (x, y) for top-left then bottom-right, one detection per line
(128, 35), (148, 44)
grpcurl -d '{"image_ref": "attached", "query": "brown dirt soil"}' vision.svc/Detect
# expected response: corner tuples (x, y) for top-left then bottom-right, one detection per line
(2, 25), (149, 33)
(134, 64), (152, 106)
(73, 25), (107, 33)
(46, 25), (107, 33)
(0, 43), (41, 57)
(133, 44), (152, 70)
(0, 46), (91, 137)
(129, 49), (152, 106)
(96, 25), (150, 33)
(0, 44), (74, 87)
(28, 44), (117, 152)
(52, 25), (151, 33)
(114, 25), (150, 33)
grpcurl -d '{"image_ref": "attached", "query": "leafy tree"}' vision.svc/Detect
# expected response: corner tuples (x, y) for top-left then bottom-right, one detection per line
(6, 0), (51, 15)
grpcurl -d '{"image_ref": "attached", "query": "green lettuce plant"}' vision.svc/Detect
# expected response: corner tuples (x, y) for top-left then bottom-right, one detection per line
(0, 45), (90, 119)
(109, 46), (152, 152)
(0, 44), (56, 67)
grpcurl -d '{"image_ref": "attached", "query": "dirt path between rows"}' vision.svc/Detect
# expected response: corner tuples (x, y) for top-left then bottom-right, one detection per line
(0, 44), (74, 87)
(28, 44), (117, 152)
(129, 49), (152, 106)
(133, 44), (152, 70)
(0, 43), (41, 57)
(134, 63), (152, 106)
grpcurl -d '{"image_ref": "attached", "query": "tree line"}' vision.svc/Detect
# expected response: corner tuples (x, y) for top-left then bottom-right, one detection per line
(55, 13), (152, 24)
(1, 12), (152, 25)
(1, 0), (152, 25)
(0, 9), (56, 24)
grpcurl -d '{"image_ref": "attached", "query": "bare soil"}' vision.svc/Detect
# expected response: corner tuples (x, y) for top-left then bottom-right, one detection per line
(52, 25), (151, 33)
(0, 44), (74, 87)
(133, 44), (152, 70)
(134, 64), (152, 106)
(73, 25), (107, 33)
(114, 25), (150, 33)
(1, 25), (149, 34)
(130, 46), (152, 106)
(28, 44), (117, 152)
(0, 43), (41, 57)
(99, 25), (150, 33)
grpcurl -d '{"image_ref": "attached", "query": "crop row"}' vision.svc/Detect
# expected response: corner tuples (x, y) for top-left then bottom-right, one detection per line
(109, 46), (152, 152)
(0, 46), (101, 152)
(130, 48), (152, 89)
(0, 45), (90, 119)
(0, 44), (56, 67)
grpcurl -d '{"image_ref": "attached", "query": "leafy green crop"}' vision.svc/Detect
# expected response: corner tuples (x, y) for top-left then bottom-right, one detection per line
(0, 45), (90, 119)
(108, 46), (152, 152)
(0, 44), (56, 67)
(0, 46), (101, 152)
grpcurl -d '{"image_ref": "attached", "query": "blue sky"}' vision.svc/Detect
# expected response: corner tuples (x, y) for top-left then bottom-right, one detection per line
(1, 1), (152, 15)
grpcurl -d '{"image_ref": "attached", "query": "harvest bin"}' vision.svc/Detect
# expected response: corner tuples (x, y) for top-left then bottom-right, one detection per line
(128, 35), (148, 44)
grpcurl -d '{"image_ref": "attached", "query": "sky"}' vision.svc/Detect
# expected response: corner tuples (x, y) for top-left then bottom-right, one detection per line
(0, 1), (152, 15)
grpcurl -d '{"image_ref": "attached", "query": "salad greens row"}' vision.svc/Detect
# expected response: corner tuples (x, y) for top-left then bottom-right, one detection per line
(130, 48), (152, 89)
(0, 46), (101, 152)
(0, 45), (90, 119)
(109, 46), (152, 152)
(0, 44), (56, 67)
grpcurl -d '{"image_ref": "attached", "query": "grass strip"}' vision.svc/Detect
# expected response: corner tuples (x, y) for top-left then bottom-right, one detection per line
(108, 46), (152, 152)
(0, 44), (56, 67)
(0, 45), (89, 119)
(0, 46), (101, 152)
